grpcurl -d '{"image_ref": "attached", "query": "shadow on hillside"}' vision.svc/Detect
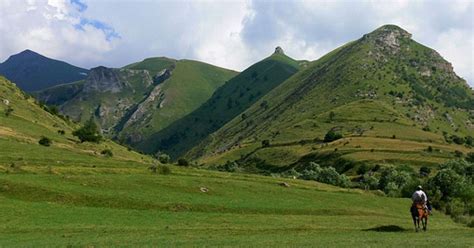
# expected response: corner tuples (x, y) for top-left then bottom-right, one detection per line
(363, 225), (407, 232)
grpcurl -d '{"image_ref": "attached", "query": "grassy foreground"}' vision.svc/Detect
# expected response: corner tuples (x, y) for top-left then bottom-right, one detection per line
(0, 164), (472, 247)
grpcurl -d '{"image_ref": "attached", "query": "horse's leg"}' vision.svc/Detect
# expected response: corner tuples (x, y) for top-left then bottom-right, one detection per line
(415, 217), (420, 232)
(412, 216), (417, 231)
(423, 217), (428, 231)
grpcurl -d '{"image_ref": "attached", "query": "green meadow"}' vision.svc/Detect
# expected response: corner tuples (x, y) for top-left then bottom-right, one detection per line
(0, 164), (472, 247)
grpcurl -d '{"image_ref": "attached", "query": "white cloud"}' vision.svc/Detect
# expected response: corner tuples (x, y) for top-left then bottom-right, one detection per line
(0, 0), (118, 67)
(0, 0), (472, 87)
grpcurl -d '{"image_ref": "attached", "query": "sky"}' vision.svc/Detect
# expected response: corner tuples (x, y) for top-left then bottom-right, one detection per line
(0, 0), (473, 86)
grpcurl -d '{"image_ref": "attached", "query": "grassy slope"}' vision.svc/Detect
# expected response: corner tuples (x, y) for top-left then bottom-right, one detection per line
(0, 76), (151, 168)
(119, 59), (238, 143)
(193, 25), (474, 169)
(0, 76), (472, 246)
(137, 52), (301, 157)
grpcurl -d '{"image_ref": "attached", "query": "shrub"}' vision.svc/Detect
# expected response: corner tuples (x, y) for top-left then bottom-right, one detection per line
(419, 166), (431, 177)
(261, 139), (270, 147)
(38, 136), (52, 147)
(362, 174), (379, 190)
(467, 152), (474, 163)
(357, 164), (370, 175)
(454, 150), (464, 158)
(329, 111), (336, 122)
(299, 162), (349, 187)
(57, 130), (65, 135)
(4, 106), (13, 117)
(177, 158), (189, 166)
(427, 146), (433, 152)
(324, 130), (343, 142)
(158, 153), (171, 164)
(72, 118), (102, 143)
(451, 135), (465, 145)
(158, 165), (172, 175)
(101, 149), (113, 157)
(221, 161), (238, 172)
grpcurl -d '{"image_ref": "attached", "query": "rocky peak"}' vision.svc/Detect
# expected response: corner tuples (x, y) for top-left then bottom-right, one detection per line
(363, 25), (412, 52)
(83, 66), (129, 93)
(274, 46), (285, 55)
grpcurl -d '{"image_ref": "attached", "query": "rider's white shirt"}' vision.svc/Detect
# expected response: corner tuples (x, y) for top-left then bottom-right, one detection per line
(412, 190), (427, 203)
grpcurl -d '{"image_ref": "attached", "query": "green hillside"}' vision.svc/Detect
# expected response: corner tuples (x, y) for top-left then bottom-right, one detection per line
(1, 75), (472, 246)
(0, 50), (88, 92)
(0, 76), (151, 169)
(190, 25), (473, 170)
(36, 58), (238, 146)
(138, 48), (304, 157)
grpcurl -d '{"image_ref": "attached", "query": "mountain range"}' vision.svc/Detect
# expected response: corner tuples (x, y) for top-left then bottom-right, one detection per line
(1, 24), (472, 171)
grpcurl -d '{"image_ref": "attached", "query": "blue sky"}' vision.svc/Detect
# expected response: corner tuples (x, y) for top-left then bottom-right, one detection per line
(0, 0), (473, 86)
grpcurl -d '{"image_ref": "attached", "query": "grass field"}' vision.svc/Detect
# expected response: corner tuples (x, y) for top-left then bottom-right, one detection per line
(0, 164), (472, 247)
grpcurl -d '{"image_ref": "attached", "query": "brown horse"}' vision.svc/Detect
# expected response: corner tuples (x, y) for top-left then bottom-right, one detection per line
(411, 203), (429, 232)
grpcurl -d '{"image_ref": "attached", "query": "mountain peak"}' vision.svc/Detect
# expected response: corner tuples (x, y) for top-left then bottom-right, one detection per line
(274, 46), (285, 55)
(362, 24), (412, 52)
(366, 24), (411, 40)
(8, 49), (45, 61)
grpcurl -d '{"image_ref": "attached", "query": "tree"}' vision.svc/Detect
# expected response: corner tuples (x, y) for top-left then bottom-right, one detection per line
(38, 136), (52, 147)
(177, 158), (189, 166)
(419, 166), (431, 177)
(158, 153), (171, 164)
(72, 118), (102, 143)
(101, 149), (113, 157)
(324, 130), (343, 142)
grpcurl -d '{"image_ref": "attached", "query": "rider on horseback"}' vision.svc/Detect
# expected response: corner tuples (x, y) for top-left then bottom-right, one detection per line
(412, 185), (431, 213)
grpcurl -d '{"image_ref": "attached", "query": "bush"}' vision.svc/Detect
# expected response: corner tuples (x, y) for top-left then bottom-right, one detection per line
(101, 149), (113, 157)
(467, 152), (474, 163)
(427, 146), (433, 152)
(38, 136), (52, 147)
(357, 164), (371, 175)
(220, 161), (238, 172)
(454, 150), (464, 158)
(324, 130), (343, 142)
(452, 135), (465, 145)
(158, 165), (172, 175)
(177, 158), (189, 166)
(261, 139), (270, 147)
(4, 106), (13, 117)
(419, 166), (431, 177)
(299, 162), (349, 187)
(362, 174), (379, 190)
(72, 118), (102, 143)
(158, 153), (171, 164)
(57, 130), (65, 135)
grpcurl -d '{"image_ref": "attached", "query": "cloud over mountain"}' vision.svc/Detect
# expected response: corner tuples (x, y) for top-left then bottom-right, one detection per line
(0, 0), (472, 86)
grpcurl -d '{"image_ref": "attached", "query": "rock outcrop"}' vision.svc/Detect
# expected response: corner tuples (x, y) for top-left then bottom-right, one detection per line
(83, 66), (130, 93)
(274, 46), (285, 55)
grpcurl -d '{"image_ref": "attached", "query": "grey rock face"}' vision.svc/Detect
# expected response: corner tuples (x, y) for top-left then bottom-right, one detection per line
(83, 66), (129, 93)
(274, 46), (285, 55)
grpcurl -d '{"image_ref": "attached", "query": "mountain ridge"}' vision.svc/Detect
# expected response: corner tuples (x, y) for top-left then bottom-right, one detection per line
(0, 50), (89, 92)
(186, 25), (473, 169)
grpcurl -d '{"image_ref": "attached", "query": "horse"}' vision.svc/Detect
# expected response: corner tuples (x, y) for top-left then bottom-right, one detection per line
(411, 203), (429, 232)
